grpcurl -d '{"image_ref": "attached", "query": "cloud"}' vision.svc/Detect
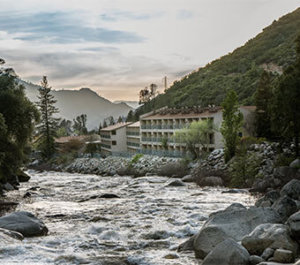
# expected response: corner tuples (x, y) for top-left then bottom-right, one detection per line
(100, 10), (163, 21)
(177, 9), (194, 20)
(0, 11), (144, 44)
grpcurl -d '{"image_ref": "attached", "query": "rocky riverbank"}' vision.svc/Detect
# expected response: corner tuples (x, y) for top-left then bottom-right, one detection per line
(178, 178), (300, 264)
(64, 155), (188, 177)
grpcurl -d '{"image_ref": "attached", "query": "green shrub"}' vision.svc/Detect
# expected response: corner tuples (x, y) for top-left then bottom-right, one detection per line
(229, 152), (261, 188)
(129, 154), (143, 166)
(274, 153), (296, 167)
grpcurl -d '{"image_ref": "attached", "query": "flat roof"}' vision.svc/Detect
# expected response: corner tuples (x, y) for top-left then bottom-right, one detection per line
(100, 122), (132, 132)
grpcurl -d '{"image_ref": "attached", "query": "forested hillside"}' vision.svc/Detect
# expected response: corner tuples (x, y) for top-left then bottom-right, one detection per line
(135, 8), (300, 116)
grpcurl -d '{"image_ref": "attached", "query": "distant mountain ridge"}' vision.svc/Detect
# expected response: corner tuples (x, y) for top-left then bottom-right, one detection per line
(19, 79), (132, 130)
(135, 8), (300, 116)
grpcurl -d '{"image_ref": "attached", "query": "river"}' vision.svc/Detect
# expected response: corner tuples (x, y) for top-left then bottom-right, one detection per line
(1, 171), (255, 265)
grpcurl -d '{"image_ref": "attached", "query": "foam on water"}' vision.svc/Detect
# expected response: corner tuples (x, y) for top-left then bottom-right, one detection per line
(0, 171), (255, 264)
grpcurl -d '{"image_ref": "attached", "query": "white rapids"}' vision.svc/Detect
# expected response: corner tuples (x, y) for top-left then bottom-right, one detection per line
(0, 171), (255, 265)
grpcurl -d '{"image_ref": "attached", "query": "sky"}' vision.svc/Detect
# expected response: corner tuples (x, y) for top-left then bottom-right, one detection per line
(0, 0), (299, 101)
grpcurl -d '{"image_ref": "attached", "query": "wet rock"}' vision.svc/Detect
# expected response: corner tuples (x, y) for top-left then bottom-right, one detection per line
(0, 211), (48, 237)
(17, 170), (30, 182)
(202, 238), (250, 265)
(271, 195), (297, 221)
(270, 249), (294, 263)
(99, 193), (120, 199)
(290, 158), (300, 168)
(23, 192), (31, 198)
(280, 179), (300, 200)
(163, 253), (179, 259)
(142, 230), (171, 240)
(3, 183), (14, 191)
(198, 176), (224, 187)
(261, 248), (275, 260)
(241, 223), (298, 256)
(167, 179), (185, 187)
(193, 226), (229, 258)
(222, 189), (249, 194)
(287, 210), (300, 241)
(273, 166), (299, 183)
(177, 235), (195, 252)
(193, 205), (281, 259)
(0, 228), (23, 241)
(249, 255), (264, 265)
(182, 175), (194, 182)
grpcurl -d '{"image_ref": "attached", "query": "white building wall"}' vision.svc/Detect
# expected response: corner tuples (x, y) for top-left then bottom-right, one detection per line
(110, 127), (127, 153)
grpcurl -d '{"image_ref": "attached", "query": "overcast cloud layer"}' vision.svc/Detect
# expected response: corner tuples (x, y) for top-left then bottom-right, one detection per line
(0, 0), (299, 101)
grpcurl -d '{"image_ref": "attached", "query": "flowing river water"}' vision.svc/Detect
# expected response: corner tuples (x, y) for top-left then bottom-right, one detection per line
(1, 171), (255, 265)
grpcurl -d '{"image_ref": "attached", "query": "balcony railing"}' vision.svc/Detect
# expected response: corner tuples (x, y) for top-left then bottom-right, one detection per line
(126, 132), (140, 136)
(100, 134), (111, 139)
(101, 143), (111, 149)
(127, 142), (140, 147)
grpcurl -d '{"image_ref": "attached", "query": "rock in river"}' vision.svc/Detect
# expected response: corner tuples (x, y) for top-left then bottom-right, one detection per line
(0, 211), (48, 237)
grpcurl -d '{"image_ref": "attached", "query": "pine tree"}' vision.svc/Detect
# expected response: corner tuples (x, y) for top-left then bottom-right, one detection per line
(220, 89), (243, 162)
(126, 110), (134, 122)
(102, 119), (107, 128)
(255, 71), (273, 138)
(36, 76), (59, 159)
(117, 116), (123, 123)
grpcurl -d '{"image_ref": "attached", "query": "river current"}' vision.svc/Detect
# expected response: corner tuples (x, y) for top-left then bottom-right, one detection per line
(1, 171), (255, 265)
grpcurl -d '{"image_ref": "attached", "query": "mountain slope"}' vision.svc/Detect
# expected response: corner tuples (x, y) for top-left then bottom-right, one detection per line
(136, 8), (300, 116)
(20, 80), (132, 130)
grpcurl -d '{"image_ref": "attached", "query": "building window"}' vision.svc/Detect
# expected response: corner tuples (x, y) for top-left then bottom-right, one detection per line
(112, 141), (117, 145)
(112, 130), (116, 135)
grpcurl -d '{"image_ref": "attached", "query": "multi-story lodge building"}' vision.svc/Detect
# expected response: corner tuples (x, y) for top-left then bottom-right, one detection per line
(139, 106), (255, 157)
(99, 122), (131, 156)
(126, 121), (141, 153)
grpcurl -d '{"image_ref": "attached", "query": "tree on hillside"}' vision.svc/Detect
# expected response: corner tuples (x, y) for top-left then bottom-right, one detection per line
(117, 116), (123, 123)
(175, 120), (216, 159)
(36, 76), (59, 159)
(139, 83), (158, 104)
(220, 89), (243, 162)
(97, 122), (102, 134)
(73, 114), (88, 135)
(57, 119), (72, 137)
(255, 71), (274, 138)
(102, 119), (107, 128)
(108, 116), (115, 126)
(126, 110), (134, 122)
(271, 35), (300, 156)
(0, 73), (39, 182)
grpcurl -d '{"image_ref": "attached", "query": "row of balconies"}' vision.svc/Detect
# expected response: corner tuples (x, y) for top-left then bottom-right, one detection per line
(141, 124), (187, 130)
(101, 143), (111, 149)
(126, 131), (140, 136)
(127, 142), (140, 147)
(141, 137), (185, 144)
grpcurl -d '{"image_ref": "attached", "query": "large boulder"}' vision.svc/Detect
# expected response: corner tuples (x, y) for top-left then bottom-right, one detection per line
(273, 167), (299, 183)
(287, 210), (300, 241)
(241, 223), (298, 256)
(193, 205), (281, 258)
(202, 238), (250, 265)
(0, 211), (48, 237)
(290, 158), (300, 168)
(271, 195), (297, 222)
(271, 249), (294, 263)
(280, 179), (300, 200)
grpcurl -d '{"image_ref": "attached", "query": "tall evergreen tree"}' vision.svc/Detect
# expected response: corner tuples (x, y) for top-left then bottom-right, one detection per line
(102, 119), (107, 128)
(117, 116), (123, 123)
(126, 110), (134, 122)
(272, 35), (300, 156)
(73, 114), (88, 135)
(220, 89), (243, 162)
(36, 76), (59, 159)
(255, 71), (273, 138)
